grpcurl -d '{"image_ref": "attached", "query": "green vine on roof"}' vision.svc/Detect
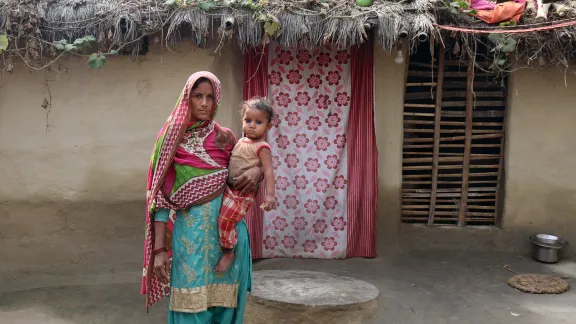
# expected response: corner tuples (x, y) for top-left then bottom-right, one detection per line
(0, 34), (7, 54)
(51, 36), (117, 69)
(0, 33), (116, 71)
(54, 36), (118, 69)
(442, 1), (519, 72)
(445, 0), (477, 16)
(487, 33), (517, 71)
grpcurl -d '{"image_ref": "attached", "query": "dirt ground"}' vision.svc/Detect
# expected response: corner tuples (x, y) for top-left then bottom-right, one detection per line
(1, 201), (575, 323)
(1, 237), (575, 324)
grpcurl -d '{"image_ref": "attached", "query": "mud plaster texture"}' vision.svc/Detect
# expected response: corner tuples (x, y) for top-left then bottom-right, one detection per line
(1, 41), (576, 324)
(2, 47), (576, 259)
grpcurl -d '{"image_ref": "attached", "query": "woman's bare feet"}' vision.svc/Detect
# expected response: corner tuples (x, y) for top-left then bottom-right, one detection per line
(215, 251), (235, 272)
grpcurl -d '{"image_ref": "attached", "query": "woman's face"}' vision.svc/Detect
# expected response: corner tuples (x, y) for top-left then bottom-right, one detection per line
(189, 80), (215, 123)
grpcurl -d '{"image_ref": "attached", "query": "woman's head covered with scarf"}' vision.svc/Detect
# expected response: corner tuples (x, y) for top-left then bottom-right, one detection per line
(147, 72), (222, 206)
(143, 71), (228, 306)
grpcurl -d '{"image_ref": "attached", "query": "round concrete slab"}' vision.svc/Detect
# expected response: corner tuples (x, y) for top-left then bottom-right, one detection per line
(251, 270), (380, 307)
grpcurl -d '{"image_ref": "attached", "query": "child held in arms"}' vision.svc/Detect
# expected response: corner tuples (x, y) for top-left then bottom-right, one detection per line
(215, 97), (276, 272)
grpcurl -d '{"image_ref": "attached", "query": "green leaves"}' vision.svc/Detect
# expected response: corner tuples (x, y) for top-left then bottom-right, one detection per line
(52, 39), (67, 51)
(487, 33), (503, 44)
(264, 21), (279, 36)
(53, 36), (97, 52)
(488, 33), (517, 54)
(445, 0), (477, 16)
(88, 53), (107, 69)
(73, 35), (97, 46)
(168, 0), (218, 11)
(51, 36), (110, 69)
(501, 38), (517, 54)
(255, 12), (280, 36)
(355, 0), (374, 7)
(198, 1), (216, 11)
(241, 0), (263, 10)
(0, 34), (8, 54)
(88, 49), (118, 69)
(500, 20), (517, 27)
(487, 33), (517, 71)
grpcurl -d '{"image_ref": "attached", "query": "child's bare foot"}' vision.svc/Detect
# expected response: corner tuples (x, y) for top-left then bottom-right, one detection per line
(215, 252), (235, 272)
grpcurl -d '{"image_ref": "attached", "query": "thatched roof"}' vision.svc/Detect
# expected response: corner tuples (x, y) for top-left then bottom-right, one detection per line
(0, 0), (434, 53)
(1, 0), (576, 72)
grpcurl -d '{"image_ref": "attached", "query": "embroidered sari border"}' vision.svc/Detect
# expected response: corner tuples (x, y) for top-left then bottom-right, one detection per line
(170, 283), (239, 313)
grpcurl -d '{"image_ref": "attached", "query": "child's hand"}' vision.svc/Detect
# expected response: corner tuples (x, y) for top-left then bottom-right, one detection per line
(260, 195), (276, 211)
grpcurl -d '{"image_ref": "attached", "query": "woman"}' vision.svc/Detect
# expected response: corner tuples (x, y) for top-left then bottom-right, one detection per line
(141, 71), (262, 323)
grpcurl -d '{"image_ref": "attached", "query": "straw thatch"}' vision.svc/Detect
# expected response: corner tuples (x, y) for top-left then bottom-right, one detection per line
(0, 0), (434, 54)
(1, 0), (576, 72)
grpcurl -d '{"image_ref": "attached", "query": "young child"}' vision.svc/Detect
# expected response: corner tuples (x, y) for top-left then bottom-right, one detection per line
(215, 97), (276, 272)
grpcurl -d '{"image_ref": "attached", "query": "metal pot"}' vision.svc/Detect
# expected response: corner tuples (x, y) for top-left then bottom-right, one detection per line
(528, 234), (568, 263)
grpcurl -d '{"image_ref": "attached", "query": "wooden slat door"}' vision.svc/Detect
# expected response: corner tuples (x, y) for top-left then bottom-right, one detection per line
(401, 46), (506, 226)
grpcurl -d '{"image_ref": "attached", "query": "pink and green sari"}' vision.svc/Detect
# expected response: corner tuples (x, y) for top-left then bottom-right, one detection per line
(141, 72), (251, 322)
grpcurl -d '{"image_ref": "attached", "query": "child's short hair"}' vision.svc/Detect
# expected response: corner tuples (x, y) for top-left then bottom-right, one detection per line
(241, 97), (275, 123)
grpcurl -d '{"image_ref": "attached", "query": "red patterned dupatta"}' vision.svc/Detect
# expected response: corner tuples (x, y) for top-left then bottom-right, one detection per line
(140, 72), (231, 311)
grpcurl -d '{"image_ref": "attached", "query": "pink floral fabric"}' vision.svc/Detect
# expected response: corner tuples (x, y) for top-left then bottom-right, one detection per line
(263, 44), (350, 258)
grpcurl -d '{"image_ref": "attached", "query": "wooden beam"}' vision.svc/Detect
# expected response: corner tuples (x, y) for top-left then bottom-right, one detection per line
(405, 91), (504, 100)
(442, 110), (505, 118)
(406, 82), (436, 87)
(404, 187), (497, 193)
(404, 103), (436, 108)
(442, 100), (505, 107)
(403, 156), (501, 163)
(403, 143), (502, 149)
(494, 86), (508, 227)
(408, 71), (494, 78)
(443, 81), (500, 89)
(458, 53), (476, 227)
(409, 61), (491, 68)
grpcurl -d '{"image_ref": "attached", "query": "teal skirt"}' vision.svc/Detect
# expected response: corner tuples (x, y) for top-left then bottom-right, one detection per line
(155, 194), (252, 324)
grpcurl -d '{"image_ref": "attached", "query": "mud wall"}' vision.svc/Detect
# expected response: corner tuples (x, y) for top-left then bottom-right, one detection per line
(2, 43), (575, 261)
(373, 49), (405, 247)
(0, 43), (244, 273)
(504, 69), (576, 253)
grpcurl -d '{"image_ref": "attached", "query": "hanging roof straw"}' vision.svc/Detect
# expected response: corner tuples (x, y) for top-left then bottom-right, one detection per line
(1, 0), (576, 70)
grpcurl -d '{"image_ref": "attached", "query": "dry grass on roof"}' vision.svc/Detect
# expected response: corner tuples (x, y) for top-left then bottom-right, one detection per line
(0, 0), (435, 54)
(3, 0), (576, 73)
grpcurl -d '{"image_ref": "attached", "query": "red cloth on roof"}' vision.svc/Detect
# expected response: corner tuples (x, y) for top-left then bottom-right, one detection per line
(469, 0), (527, 24)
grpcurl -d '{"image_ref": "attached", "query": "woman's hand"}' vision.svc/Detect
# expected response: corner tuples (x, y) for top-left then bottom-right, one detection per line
(153, 251), (171, 284)
(234, 166), (263, 195)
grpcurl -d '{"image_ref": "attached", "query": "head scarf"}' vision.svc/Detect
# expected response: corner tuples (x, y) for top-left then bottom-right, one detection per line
(141, 72), (231, 310)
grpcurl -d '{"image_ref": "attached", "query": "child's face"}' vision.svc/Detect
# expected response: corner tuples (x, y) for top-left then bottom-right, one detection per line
(242, 105), (271, 140)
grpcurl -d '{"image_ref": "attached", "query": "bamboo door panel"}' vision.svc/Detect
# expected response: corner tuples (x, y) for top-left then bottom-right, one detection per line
(401, 49), (506, 226)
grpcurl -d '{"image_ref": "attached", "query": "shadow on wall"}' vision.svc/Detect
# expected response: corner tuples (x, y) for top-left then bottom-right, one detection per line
(0, 142), (146, 244)
(0, 160), (146, 281)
